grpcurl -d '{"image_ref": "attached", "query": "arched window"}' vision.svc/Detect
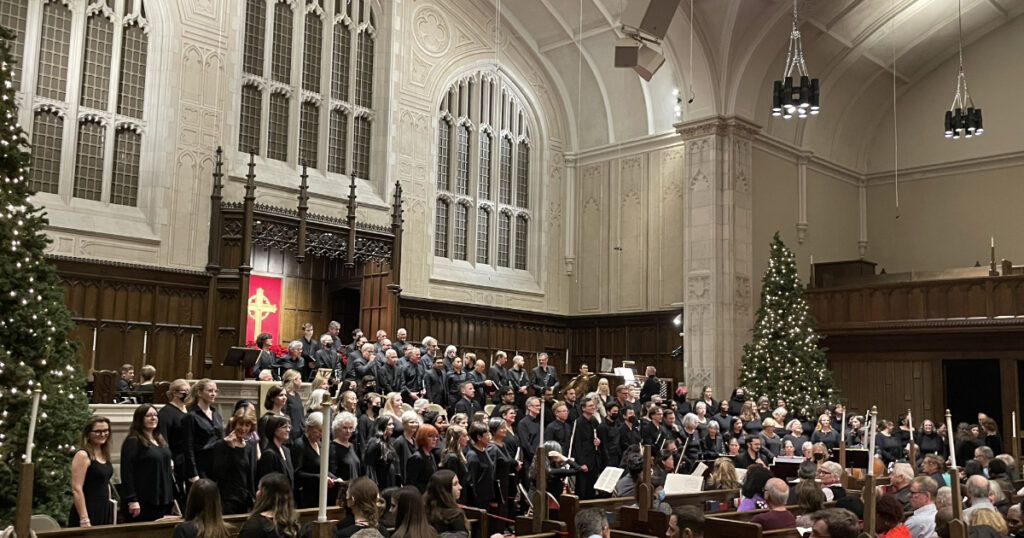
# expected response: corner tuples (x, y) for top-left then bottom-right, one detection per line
(435, 72), (532, 271)
(240, 0), (375, 179)
(19, 0), (150, 207)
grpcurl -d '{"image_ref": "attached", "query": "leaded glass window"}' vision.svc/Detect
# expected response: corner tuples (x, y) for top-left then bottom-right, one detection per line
(299, 102), (319, 167)
(476, 207), (489, 264)
(515, 142), (529, 207)
(80, 13), (113, 110)
(271, 2), (292, 84)
(514, 215), (528, 270)
(455, 124), (469, 195)
(434, 199), (449, 257)
(267, 92), (289, 161)
(302, 9), (322, 92)
(28, 111), (63, 195)
(436, 118), (450, 191)
(497, 212), (510, 268)
(117, 24), (147, 118)
(478, 131), (491, 200)
(239, 84), (262, 154)
(73, 120), (105, 201)
(0, 0), (28, 86)
(110, 128), (141, 206)
(499, 137), (512, 205)
(352, 116), (370, 179)
(242, 0), (265, 76)
(328, 109), (347, 174)
(453, 202), (468, 261)
(37, 1), (72, 100)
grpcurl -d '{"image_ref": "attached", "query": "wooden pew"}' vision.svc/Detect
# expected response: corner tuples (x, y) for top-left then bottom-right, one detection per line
(559, 494), (638, 538)
(515, 516), (568, 537)
(662, 488), (741, 510)
(459, 505), (491, 538)
(610, 531), (660, 538)
(616, 506), (670, 537)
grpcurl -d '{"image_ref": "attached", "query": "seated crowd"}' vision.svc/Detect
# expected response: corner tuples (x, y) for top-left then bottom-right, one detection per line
(73, 325), (1024, 538)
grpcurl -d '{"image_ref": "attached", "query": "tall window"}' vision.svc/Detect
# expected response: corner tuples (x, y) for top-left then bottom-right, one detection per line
(435, 72), (532, 270)
(20, 0), (150, 207)
(240, 0), (375, 180)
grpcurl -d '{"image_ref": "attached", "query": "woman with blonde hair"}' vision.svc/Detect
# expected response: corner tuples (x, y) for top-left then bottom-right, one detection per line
(211, 407), (260, 514)
(304, 388), (329, 415)
(439, 424), (468, 502)
(380, 391), (405, 434)
(811, 413), (840, 450)
(183, 379), (223, 483)
(740, 400), (762, 435)
(705, 457), (740, 490)
(281, 370), (305, 440)
(759, 417), (783, 456)
(69, 415), (114, 527)
(596, 378), (612, 407)
(969, 508), (1008, 535)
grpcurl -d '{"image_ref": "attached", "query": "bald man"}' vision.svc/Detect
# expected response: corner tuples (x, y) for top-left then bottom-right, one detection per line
(750, 478), (796, 530)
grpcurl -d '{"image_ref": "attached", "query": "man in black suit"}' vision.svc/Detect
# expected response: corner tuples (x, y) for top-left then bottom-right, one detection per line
(399, 348), (426, 404)
(508, 354), (530, 409)
(115, 363), (135, 392)
(326, 321), (343, 355)
(572, 396), (604, 500)
(423, 353), (447, 408)
(517, 397), (542, 469)
(467, 357), (493, 408)
(530, 353), (559, 396)
(374, 348), (401, 395)
(640, 365), (662, 404)
(392, 328), (408, 355)
(298, 323), (318, 361)
(453, 381), (482, 417)
(488, 351), (510, 402)
(345, 327), (363, 355)
(544, 402), (572, 450)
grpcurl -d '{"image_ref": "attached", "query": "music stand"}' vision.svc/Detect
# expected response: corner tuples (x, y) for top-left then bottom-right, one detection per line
(223, 347), (262, 369)
(837, 448), (869, 469)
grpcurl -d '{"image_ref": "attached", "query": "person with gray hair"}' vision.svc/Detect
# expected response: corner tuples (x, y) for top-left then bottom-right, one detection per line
(962, 474), (995, 520)
(905, 475), (938, 538)
(751, 478), (796, 530)
(974, 445), (994, 471)
(934, 486), (952, 511)
(329, 411), (360, 481)
(290, 411), (333, 508)
(575, 507), (610, 538)
(889, 462), (915, 510)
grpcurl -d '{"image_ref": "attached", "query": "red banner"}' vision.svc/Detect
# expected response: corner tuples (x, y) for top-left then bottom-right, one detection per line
(246, 275), (282, 345)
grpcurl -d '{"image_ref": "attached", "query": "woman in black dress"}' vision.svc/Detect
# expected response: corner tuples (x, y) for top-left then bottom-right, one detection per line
(465, 421), (495, 511)
(69, 416), (114, 527)
(257, 415), (295, 486)
(811, 413), (840, 451)
(172, 478), (232, 538)
(329, 412), (361, 481)
(423, 470), (469, 536)
(356, 392), (381, 450)
(210, 407), (260, 514)
(363, 415), (397, 489)
(121, 404), (174, 522)
(281, 370), (305, 441)
(875, 420), (902, 466)
(405, 424), (440, 492)
(290, 411), (336, 508)
(239, 473), (300, 538)
(485, 418), (519, 521)
(438, 425), (468, 502)
(159, 379), (191, 506)
(184, 379), (223, 483)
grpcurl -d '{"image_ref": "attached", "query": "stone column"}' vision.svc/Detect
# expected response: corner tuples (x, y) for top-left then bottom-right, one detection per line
(675, 116), (758, 398)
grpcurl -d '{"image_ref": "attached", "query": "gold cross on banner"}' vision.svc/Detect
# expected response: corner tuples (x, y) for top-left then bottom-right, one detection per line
(248, 287), (278, 340)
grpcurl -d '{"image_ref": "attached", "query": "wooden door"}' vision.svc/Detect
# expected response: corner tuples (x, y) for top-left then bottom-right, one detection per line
(360, 261), (395, 338)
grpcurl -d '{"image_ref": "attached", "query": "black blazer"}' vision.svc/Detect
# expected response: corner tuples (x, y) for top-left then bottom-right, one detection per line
(465, 445), (495, 509)
(183, 405), (223, 479)
(290, 435), (332, 508)
(405, 449), (438, 492)
(530, 365), (559, 394)
(256, 444), (294, 486)
(454, 396), (482, 418)
(424, 367), (447, 407)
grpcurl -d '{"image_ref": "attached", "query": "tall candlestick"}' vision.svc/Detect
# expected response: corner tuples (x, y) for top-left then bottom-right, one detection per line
(25, 388), (42, 463)
(317, 392), (332, 521)
(867, 406), (877, 475)
(946, 410), (956, 468)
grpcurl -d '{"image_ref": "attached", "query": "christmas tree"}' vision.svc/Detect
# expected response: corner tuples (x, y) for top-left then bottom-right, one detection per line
(738, 232), (839, 416)
(0, 27), (90, 525)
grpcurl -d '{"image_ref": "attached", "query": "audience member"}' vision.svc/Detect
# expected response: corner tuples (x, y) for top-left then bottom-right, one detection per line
(810, 508), (860, 538)
(751, 478), (795, 530)
(575, 507), (610, 538)
(172, 478), (232, 538)
(390, 487), (437, 538)
(876, 494), (910, 538)
(667, 505), (705, 538)
(424, 470), (469, 535)
(905, 476), (938, 538)
(336, 477), (388, 538)
(239, 473), (300, 538)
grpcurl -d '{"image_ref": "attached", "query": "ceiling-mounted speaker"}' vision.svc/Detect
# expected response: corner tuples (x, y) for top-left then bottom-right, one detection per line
(621, 0), (681, 41)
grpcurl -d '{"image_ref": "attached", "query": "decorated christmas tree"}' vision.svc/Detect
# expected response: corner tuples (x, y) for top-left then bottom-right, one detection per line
(738, 232), (839, 416)
(0, 27), (90, 525)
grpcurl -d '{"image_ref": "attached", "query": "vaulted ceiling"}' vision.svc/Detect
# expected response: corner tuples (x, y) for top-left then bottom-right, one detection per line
(493, 0), (1024, 169)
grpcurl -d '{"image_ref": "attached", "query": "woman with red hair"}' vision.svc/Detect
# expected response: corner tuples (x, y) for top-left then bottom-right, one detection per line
(405, 423), (440, 492)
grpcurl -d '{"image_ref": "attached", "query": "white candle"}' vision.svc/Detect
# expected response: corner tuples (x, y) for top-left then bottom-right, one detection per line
(867, 408), (877, 475)
(991, 237), (995, 248)
(91, 328), (97, 351)
(142, 331), (147, 354)
(318, 397), (332, 521)
(189, 334), (194, 358)
(908, 410), (913, 432)
(1013, 411), (1017, 439)
(840, 408), (846, 442)
(25, 389), (41, 463)
(946, 410), (956, 468)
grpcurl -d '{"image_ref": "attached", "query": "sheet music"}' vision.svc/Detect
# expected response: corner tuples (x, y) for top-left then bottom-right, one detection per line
(690, 461), (708, 477)
(613, 367), (636, 384)
(735, 467), (747, 484)
(595, 466), (625, 493)
(664, 473), (704, 495)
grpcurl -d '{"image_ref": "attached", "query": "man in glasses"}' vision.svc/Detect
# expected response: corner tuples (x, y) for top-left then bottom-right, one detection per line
(904, 476), (939, 538)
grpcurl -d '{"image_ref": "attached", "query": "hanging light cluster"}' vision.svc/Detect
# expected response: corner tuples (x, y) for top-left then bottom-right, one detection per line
(772, 0), (819, 119)
(944, 0), (982, 139)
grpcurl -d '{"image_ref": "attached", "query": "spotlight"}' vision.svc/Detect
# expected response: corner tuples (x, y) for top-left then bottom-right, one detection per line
(615, 37), (665, 81)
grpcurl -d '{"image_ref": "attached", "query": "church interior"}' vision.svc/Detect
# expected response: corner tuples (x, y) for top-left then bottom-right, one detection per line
(4, 0), (1024, 534)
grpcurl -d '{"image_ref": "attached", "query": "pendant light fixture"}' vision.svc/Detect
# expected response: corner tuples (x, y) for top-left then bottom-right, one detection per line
(943, 0), (982, 139)
(771, 0), (819, 119)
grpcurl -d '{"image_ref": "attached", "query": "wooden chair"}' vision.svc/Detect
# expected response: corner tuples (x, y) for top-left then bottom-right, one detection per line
(152, 381), (171, 404)
(91, 370), (117, 404)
